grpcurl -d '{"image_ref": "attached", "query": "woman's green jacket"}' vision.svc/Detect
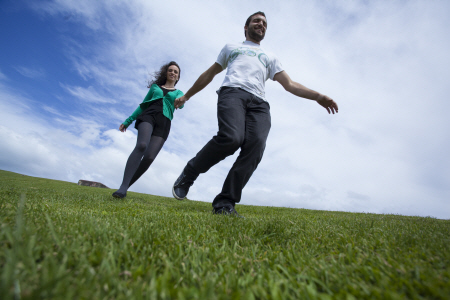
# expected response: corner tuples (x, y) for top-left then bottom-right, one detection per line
(122, 84), (184, 127)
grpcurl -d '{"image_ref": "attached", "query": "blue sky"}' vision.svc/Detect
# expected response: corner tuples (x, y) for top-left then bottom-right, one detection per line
(1, 5), (65, 111)
(1, 0), (449, 219)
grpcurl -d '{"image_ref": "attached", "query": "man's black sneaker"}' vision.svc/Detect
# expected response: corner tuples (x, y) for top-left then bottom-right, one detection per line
(172, 170), (194, 200)
(213, 206), (244, 218)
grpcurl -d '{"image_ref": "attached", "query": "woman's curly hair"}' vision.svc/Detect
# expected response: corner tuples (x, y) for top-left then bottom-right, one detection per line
(148, 61), (181, 88)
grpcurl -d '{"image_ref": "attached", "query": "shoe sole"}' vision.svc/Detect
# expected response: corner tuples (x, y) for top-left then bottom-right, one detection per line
(213, 208), (244, 218)
(172, 186), (185, 200)
(213, 212), (245, 218)
(112, 193), (126, 199)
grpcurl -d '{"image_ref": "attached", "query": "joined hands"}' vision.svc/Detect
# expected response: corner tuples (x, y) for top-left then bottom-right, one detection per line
(174, 95), (189, 109)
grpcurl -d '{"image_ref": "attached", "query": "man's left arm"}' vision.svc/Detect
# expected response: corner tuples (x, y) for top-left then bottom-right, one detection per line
(274, 71), (338, 114)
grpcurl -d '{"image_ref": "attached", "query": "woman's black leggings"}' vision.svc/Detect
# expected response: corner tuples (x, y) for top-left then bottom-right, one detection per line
(116, 122), (166, 194)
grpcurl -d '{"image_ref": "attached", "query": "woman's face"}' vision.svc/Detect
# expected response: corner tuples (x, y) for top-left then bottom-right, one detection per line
(167, 65), (180, 83)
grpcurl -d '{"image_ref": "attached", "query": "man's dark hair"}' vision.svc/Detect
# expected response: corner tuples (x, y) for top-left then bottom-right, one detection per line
(148, 61), (181, 88)
(244, 11), (266, 37)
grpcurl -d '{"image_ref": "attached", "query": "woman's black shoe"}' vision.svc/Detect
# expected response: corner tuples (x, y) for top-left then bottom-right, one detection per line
(112, 191), (127, 198)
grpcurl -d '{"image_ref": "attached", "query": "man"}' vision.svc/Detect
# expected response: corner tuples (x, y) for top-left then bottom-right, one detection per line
(172, 11), (338, 217)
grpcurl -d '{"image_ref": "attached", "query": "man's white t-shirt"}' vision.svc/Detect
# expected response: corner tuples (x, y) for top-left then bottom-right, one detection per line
(216, 40), (283, 101)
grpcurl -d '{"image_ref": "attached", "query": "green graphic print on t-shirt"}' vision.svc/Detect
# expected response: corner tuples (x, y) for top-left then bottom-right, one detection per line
(229, 47), (268, 68)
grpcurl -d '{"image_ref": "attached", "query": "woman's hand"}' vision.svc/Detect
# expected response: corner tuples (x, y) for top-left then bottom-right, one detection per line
(316, 94), (338, 114)
(119, 124), (127, 132)
(174, 95), (189, 109)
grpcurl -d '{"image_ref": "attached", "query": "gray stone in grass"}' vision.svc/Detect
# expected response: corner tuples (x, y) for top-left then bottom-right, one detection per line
(77, 180), (109, 189)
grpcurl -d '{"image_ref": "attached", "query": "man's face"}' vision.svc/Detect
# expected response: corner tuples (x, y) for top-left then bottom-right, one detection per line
(245, 14), (267, 42)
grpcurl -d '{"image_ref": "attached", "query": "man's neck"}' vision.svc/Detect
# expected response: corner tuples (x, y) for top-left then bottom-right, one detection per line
(245, 38), (260, 45)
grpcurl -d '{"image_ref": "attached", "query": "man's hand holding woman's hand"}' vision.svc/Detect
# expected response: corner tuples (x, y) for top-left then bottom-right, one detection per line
(174, 95), (189, 109)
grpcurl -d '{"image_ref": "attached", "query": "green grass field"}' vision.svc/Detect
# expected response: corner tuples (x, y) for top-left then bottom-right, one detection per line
(1, 169), (449, 299)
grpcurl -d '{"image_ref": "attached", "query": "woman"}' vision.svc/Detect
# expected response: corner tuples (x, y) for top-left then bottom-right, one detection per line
(113, 61), (184, 198)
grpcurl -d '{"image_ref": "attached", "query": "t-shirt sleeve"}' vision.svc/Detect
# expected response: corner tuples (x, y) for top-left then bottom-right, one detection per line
(268, 55), (284, 80)
(215, 44), (229, 69)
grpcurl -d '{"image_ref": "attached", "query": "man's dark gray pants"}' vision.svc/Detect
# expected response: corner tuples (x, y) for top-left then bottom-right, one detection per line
(184, 87), (271, 209)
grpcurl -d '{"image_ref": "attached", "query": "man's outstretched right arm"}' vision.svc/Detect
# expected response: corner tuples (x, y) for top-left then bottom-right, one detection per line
(174, 63), (223, 108)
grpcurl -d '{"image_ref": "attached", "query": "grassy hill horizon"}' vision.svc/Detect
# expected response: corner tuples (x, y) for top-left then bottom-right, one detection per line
(1, 169), (449, 299)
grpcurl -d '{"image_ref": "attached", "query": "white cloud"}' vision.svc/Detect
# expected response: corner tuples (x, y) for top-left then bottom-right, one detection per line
(1, 0), (449, 219)
(0, 70), (7, 81)
(61, 84), (116, 104)
(14, 66), (46, 79)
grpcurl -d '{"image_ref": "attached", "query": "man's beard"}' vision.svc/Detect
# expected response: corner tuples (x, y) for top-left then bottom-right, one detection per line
(247, 26), (265, 42)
